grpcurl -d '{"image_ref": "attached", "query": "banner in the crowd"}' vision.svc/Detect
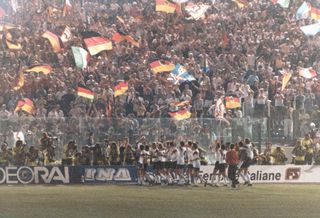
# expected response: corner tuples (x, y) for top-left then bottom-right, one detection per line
(0, 166), (70, 184)
(200, 165), (320, 183)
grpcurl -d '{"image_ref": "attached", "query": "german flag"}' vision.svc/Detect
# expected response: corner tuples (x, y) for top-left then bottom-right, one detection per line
(114, 81), (129, 97)
(311, 7), (320, 20)
(174, 100), (191, 107)
(168, 109), (191, 121)
(150, 60), (175, 73)
(225, 96), (241, 109)
(233, 0), (248, 8)
(12, 71), (24, 91)
(25, 64), (53, 74)
(42, 31), (63, 53)
(82, 31), (112, 56)
(156, 0), (176, 13)
(15, 98), (34, 114)
(77, 86), (94, 100)
(124, 35), (139, 48)
(111, 31), (139, 47)
(112, 32), (126, 43)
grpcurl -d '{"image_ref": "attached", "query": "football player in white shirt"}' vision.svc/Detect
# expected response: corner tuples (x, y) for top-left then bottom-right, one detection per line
(190, 143), (204, 186)
(239, 138), (254, 186)
(177, 141), (187, 184)
(137, 144), (148, 185)
(169, 142), (178, 184)
(209, 141), (221, 186)
(215, 144), (228, 187)
(186, 141), (194, 185)
(150, 143), (161, 184)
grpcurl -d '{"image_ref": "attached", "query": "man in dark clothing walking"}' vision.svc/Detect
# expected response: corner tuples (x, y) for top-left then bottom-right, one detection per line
(226, 144), (239, 188)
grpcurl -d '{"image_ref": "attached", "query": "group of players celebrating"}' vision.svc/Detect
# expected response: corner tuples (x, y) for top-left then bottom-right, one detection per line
(136, 138), (254, 188)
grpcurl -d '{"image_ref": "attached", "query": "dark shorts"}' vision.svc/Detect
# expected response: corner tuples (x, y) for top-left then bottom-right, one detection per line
(165, 162), (171, 169)
(218, 163), (227, 172)
(138, 163), (148, 170)
(188, 164), (193, 169)
(177, 164), (185, 169)
(214, 161), (220, 170)
(171, 161), (177, 169)
(241, 158), (252, 169)
(153, 161), (161, 170)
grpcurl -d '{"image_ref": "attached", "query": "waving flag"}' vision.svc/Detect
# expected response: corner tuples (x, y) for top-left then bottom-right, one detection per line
(185, 3), (210, 20)
(112, 31), (139, 47)
(82, 31), (112, 56)
(310, 7), (320, 20)
(299, 67), (317, 79)
(174, 100), (191, 107)
(63, 0), (72, 16)
(114, 81), (129, 97)
(25, 64), (52, 74)
(112, 32), (126, 43)
(15, 98), (34, 114)
(233, 0), (248, 8)
(281, 70), (292, 91)
(168, 109), (191, 120)
(77, 86), (94, 100)
(300, 23), (320, 36)
(296, 2), (311, 20)
(60, 26), (72, 43)
(225, 96), (241, 109)
(42, 31), (63, 53)
(72, 46), (89, 69)
(156, 0), (176, 13)
(272, 0), (290, 8)
(169, 64), (195, 84)
(12, 71), (24, 91)
(150, 60), (175, 73)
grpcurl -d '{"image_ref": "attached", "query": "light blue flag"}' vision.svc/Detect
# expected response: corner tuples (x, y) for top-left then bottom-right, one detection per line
(300, 22), (320, 36)
(169, 64), (196, 84)
(296, 2), (311, 20)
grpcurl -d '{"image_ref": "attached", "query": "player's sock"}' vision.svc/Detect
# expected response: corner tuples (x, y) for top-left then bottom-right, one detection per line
(245, 174), (251, 184)
(239, 172), (246, 182)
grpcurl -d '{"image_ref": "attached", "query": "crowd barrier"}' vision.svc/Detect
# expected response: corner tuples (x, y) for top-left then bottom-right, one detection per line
(1, 165), (319, 185)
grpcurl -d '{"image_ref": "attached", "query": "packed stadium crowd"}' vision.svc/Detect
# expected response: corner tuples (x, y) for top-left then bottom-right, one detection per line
(0, 0), (320, 173)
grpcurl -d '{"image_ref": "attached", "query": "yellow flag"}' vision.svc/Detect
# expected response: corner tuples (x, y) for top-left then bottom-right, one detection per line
(281, 70), (292, 91)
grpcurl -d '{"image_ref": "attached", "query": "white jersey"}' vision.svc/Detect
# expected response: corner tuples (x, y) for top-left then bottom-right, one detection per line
(244, 143), (254, 159)
(192, 149), (201, 169)
(214, 149), (221, 163)
(138, 150), (148, 164)
(151, 148), (159, 162)
(177, 147), (186, 165)
(159, 149), (167, 162)
(186, 147), (193, 165)
(170, 148), (178, 162)
(218, 149), (227, 164)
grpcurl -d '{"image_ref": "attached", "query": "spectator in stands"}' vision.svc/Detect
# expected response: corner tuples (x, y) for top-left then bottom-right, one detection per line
(271, 147), (287, 165)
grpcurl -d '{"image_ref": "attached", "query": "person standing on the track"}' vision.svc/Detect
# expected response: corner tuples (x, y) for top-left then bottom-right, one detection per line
(226, 143), (239, 188)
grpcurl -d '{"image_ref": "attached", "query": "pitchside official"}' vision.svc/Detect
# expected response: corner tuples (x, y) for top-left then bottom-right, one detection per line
(226, 144), (239, 188)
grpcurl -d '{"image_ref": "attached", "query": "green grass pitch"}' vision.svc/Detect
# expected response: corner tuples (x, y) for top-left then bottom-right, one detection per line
(0, 184), (319, 218)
